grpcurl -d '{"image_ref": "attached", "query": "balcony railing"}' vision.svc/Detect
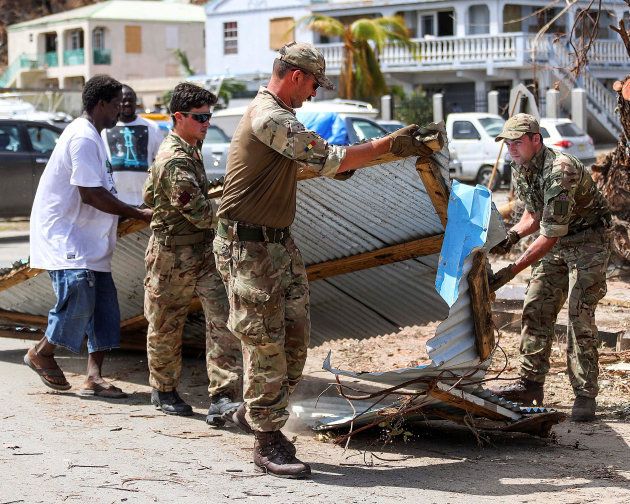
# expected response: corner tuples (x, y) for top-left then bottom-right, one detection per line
(93, 48), (111, 65)
(63, 48), (85, 66)
(43, 51), (58, 67)
(316, 32), (627, 72)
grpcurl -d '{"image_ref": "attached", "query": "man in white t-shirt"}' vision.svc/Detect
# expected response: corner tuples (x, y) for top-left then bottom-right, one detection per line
(102, 85), (165, 206)
(25, 75), (152, 397)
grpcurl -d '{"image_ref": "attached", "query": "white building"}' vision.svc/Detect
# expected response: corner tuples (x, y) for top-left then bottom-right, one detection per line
(3, 0), (206, 109)
(205, 0), (630, 139)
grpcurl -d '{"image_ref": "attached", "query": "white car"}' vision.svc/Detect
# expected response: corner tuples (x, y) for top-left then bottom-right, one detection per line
(539, 118), (596, 166)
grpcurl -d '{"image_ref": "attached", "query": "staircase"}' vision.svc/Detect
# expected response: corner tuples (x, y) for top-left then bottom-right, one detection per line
(545, 41), (621, 139)
(0, 54), (39, 89)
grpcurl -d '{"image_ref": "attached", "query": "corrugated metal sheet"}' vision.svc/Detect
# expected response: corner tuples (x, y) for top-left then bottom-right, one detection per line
(294, 158), (443, 263)
(0, 152), (450, 347)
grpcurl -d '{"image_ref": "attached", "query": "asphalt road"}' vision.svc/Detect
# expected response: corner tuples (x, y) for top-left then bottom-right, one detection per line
(0, 236), (29, 269)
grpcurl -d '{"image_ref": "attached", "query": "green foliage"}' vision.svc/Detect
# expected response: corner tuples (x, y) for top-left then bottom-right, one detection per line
(218, 78), (246, 107)
(299, 14), (415, 101)
(173, 49), (195, 77)
(394, 88), (433, 126)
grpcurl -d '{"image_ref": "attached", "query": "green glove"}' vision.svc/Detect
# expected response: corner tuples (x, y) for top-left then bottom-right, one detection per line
(488, 264), (516, 292)
(389, 124), (434, 158)
(490, 230), (520, 255)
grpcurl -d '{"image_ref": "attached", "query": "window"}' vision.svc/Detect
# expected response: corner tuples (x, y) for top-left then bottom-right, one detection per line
(503, 5), (522, 33)
(93, 27), (105, 50)
(452, 121), (480, 140)
(349, 119), (387, 142)
(478, 117), (505, 136)
(223, 21), (238, 55)
(203, 126), (230, 144)
(125, 25), (142, 53)
(556, 122), (585, 137)
(467, 5), (490, 35)
(269, 17), (294, 50)
(540, 127), (550, 139)
(421, 15), (435, 37)
(166, 26), (179, 50)
(27, 126), (60, 154)
(70, 30), (84, 50)
(0, 126), (25, 152)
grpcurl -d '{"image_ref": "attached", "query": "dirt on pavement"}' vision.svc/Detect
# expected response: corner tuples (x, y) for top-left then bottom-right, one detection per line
(1, 266), (629, 503)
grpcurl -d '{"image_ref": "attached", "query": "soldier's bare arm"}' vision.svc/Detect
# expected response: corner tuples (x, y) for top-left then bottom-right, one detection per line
(78, 186), (152, 223)
(165, 161), (214, 229)
(511, 209), (541, 238)
(512, 235), (558, 274)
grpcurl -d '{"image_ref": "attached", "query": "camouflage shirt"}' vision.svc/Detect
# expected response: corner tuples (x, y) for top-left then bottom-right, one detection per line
(512, 146), (611, 238)
(143, 132), (213, 235)
(218, 87), (346, 228)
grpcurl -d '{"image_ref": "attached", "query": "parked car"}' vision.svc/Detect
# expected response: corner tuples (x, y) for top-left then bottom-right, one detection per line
(201, 124), (231, 180)
(296, 111), (388, 146)
(539, 118), (596, 166)
(0, 119), (62, 217)
(445, 112), (509, 190)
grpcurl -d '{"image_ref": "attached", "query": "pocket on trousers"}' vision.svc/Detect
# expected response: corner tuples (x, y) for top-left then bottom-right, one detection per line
(144, 244), (175, 292)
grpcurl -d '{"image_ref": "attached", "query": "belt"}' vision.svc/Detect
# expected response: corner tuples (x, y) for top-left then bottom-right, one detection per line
(217, 219), (290, 244)
(153, 229), (214, 247)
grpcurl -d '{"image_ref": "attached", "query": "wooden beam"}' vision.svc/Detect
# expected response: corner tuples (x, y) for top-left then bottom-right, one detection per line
(306, 234), (444, 281)
(467, 250), (496, 361)
(0, 309), (47, 327)
(415, 158), (449, 228)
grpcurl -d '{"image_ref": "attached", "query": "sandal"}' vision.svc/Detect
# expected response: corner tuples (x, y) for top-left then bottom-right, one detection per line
(79, 382), (128, 399)
(23, 351), (71, 391)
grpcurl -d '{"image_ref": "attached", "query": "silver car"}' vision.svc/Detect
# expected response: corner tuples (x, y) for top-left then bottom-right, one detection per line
(201, 125), (231, 181)
(539, 118), (596, 166)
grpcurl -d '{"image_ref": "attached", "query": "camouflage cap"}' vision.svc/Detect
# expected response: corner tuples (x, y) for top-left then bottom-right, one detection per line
(277, 42), (334, 91)
(495, 113), (540, 142)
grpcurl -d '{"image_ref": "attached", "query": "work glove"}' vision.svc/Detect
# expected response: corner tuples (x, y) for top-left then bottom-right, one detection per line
(490, 230), (521, 255)
(488, 264), (516, 292)
(389, 124), (434, 158)
(333, 170), (355, 181)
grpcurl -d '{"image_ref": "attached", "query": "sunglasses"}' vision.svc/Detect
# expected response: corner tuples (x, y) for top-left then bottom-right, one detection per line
(291, 67), (319, 91)
(182, 112), (212, 123)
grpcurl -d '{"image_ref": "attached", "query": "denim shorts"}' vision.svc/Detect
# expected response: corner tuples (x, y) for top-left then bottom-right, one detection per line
(45, 269), (121, 354)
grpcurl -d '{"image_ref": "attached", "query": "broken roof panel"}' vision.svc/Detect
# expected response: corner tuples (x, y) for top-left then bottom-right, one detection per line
(0, 130), (452, 347)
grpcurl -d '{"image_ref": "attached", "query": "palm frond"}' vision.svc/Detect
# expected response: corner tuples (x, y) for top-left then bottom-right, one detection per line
(297, 14), (344, 37)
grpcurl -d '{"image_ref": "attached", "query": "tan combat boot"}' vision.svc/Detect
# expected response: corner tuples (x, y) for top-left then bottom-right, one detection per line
(254, 431), (311, 479)
(232, 403), (297, 456)
(491, 377), (544, 405)
(571, 396), (596, 422)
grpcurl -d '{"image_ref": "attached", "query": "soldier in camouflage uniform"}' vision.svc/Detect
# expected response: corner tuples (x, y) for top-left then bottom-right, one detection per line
(214, 42), (434, 478)
(488, 113), (612, 422)
(143, 83), (242, 421)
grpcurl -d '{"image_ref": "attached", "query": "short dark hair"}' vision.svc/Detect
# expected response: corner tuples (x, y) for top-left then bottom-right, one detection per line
(121, 84), (136, 99)
(525, 132), (542, 143)
(82, 75), (123, 113)
(273, 58), (296, 79)
(169, 82), (217, 114)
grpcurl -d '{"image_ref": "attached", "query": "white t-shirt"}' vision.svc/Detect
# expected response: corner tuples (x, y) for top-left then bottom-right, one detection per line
(30, 117), (119, 272)
(102, 116), (165, 205)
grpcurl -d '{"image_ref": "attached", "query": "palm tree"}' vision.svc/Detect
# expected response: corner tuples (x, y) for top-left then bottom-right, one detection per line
(299, 14), (414, 101)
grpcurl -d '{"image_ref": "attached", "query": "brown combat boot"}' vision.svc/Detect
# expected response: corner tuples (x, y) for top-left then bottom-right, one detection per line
(491, 378), (544, 405)
(232, 403), (297, 456)
(254, 431), (311, 479)
(571, 396), (596, 422)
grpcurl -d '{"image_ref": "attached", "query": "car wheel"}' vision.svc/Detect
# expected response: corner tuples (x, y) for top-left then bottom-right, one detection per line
(476, 165), (500, 191)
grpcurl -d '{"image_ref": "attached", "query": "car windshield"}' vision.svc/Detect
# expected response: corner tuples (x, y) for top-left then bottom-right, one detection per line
(351, 119), (387, 141)
(556, 122), (585, 137)
(478, 117), (505, 136)
(204, 126), (229, 144)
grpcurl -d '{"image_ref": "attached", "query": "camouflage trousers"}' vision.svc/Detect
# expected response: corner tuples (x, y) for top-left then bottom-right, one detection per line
(213, 234), (310, 432)
(144, 234), (242, 397)
(520, 227), (611, 398)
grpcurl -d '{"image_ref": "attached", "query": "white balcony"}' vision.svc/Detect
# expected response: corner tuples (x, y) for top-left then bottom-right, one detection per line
(316, 32), (628, 74)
